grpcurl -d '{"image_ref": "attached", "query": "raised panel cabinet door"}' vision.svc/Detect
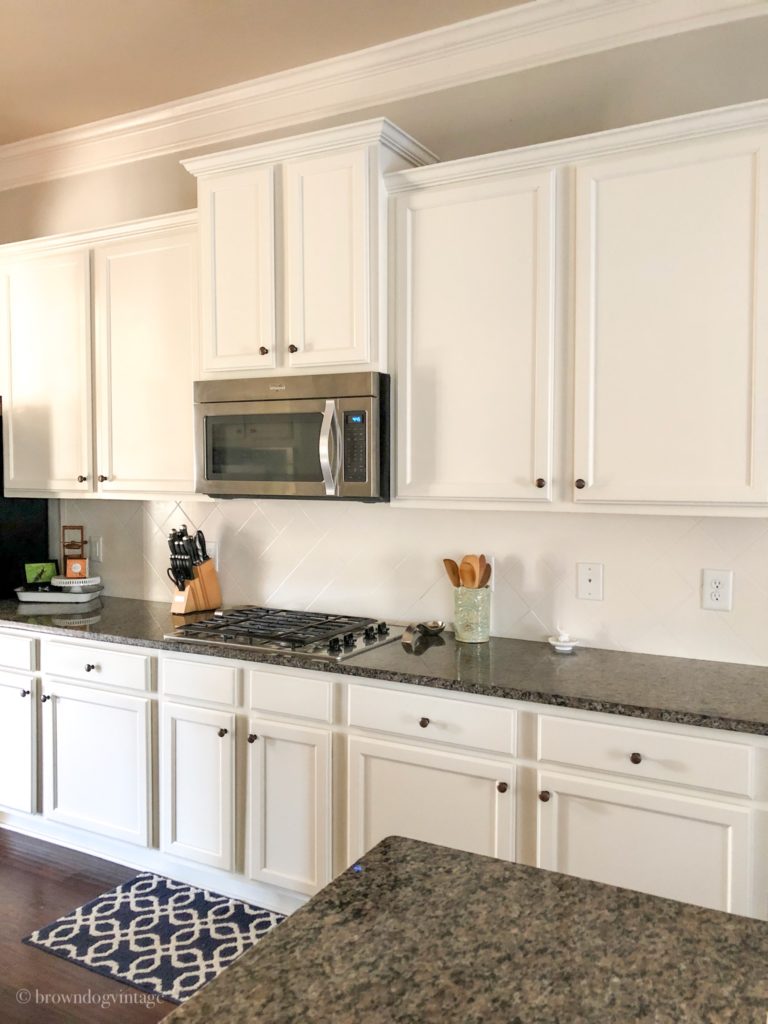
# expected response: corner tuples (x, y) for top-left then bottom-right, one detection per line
(198, 167), (276, 372)
(536, 771), (750, 915)
(573, 134), (768, 505)
(160, 702), (234, 871)
(93, 224), (198, 493)
(347, 735), (514, 864)
(0, 250), (92, 494)
(393, 170), (556, 504)
(0, 671), (36, 813)
(41, 680), (150, 845)
(284, 149), (371, 368)
(246, 718), (331, 896)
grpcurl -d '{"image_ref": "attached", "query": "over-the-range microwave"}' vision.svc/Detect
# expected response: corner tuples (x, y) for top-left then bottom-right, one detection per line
(194, 372), (389, 500)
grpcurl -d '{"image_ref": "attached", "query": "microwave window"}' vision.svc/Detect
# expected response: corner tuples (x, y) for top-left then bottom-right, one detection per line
(206, 414), (324, 482)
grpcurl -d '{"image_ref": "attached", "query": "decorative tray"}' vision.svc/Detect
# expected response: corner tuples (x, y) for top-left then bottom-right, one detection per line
(15, 585), (105, 604)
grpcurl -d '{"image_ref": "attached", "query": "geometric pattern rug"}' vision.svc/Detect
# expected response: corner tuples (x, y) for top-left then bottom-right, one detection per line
(23, 872), (285, 1004)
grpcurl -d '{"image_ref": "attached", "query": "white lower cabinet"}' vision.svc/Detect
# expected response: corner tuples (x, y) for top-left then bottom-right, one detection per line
(347, 735), (514, 863)
(0, 671), (36, 813)
(160, 702), (235, 871)
(536, 770), (751, 914)
(246, 718), (331, 895)
(41, 679), (150, 845)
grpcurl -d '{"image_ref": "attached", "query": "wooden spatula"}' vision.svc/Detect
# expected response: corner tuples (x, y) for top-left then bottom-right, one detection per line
(459, 556), (478, 588)
(478, 562), (492, 588)
(443, 558), (461, 588)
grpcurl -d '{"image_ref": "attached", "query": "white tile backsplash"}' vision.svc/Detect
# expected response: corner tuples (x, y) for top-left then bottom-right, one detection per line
(59, 498), (768, 666)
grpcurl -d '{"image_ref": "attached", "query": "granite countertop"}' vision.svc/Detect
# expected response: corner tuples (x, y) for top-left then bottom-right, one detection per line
(2, 596), (768, 735)
(166, 834), (768, 1024)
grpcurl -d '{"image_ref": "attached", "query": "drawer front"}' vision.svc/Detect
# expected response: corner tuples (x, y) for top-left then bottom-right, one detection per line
(44, 640), (150, 692)
(537, 715), (752, 797)
(348, 683), (515, 754)
(162, 657), (238, 707)
(0, 631), (36, 672)
(248, 670), (332, 723)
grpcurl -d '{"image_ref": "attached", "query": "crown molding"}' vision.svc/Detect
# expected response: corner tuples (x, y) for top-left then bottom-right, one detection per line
(0, 0), (764, 193)
(385, 97), (768, 190)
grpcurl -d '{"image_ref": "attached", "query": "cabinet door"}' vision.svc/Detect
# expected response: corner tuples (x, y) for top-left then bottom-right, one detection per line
(393, 170), (556, 503)
(42, 680), (150, 845)
(0, 250), (92, 494)
(284, 149), (371, 368)
(0, 672), (36, 813)
(246, 718), (331, 895)
(93, 225), (198, 493)
(536, 771), (750, 914)
(347, 735), (514, 863)
(198, 167), (276, 373)
(160, 702), (234, 870)
(573, 134), (768, 505)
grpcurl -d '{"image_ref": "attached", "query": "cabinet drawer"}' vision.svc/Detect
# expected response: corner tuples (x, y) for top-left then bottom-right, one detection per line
(0, 631), (36, 672)
(44, 640), (150, 692)
(248, 670), (332, 723)
(162, 658), (238, 707)
(537, 715), (752, 797)
(348, 684), (515, 754)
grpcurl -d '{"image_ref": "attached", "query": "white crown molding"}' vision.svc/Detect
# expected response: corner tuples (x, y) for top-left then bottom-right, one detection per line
(0, 0), (765, 193)
(0, 210), (196, 259)
(182, 118), (437, 177)
(385, 97), (768, 190)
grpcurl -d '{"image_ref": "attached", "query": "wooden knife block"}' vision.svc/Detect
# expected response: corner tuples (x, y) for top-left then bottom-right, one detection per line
(171, 559), (222, 615)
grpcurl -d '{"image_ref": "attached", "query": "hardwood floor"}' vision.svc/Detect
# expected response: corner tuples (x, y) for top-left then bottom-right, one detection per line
(0, 829), (174, 1024)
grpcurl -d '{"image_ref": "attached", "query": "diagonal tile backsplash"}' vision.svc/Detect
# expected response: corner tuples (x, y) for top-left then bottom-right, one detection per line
(58, 498), (768, 666)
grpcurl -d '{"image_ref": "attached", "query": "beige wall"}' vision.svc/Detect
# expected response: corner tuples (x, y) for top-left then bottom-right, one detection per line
(2, 17), (768, 243)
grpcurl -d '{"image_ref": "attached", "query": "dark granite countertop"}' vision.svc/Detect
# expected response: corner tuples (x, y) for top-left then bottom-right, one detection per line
(2, 596), (768, 735)
(166, 835), (768, 1024)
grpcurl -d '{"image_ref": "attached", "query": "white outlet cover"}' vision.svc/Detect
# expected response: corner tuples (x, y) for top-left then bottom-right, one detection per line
(701, 569), (733, 611)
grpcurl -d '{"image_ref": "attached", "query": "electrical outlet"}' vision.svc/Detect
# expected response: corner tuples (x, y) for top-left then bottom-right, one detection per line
(90, 536), (103, 564)
(701, 569), (733, 611)
(206, 541), (219, 572)
(577, 563), (604, 601)
(487, 555), (495, 592)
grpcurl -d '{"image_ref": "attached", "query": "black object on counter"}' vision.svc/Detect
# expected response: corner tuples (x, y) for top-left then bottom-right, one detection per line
(0, 409), (48, 598)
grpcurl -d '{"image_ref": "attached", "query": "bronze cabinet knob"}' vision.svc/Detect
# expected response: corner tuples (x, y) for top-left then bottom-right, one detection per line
(20, 689), (30, 697)
(538, 790), (551, 802)
(247, 733), (258, 743)
(259, 347), (269, 356)
(575, 479), (587, 489)
(41, 694), (51, 702)
(630, 752), (642, 765)
(218, 728), (228, 738)
(535, 478), (546, 488)
(85, 664), (96, 672)
(98, 474), (108, 482)
(288, 344), (299, 353)
(497, 781), (509, 794)
(77, 475), (87, 483)
(419, 717), (430, 728)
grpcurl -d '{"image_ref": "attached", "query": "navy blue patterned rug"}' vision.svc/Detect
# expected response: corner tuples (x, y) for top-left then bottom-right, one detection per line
(23, 872), (285, 1003)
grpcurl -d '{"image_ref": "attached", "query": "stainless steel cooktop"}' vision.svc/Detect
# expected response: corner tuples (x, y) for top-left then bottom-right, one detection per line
(164, 606), (402, 663)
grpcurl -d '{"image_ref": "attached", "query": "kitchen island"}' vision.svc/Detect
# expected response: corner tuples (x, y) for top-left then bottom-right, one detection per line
(166, 834), (768, 1023)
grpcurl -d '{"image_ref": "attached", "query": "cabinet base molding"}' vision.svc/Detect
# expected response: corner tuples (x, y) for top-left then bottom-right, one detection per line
(0, 814), (305, 918)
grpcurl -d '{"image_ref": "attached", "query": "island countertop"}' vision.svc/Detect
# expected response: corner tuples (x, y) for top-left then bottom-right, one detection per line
(1, 596), (768, 734)
(165, 835), (768, 1024)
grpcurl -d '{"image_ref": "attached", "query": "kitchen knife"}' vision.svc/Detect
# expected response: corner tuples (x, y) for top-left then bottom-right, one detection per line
(195, 530), (209, 563)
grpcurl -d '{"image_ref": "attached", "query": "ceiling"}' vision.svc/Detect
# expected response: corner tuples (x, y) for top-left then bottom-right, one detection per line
(0, 0), (527, 145)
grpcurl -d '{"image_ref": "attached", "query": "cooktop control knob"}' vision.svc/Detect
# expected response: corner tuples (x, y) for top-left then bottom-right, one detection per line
(377, 622), (390, 635)
(343, 632), (356, 648)
(328, 637), (342, 654)
(364, 625), (377, 642)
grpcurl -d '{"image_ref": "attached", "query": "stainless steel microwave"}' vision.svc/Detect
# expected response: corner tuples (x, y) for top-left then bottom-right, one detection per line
(193, 373), (389, 500)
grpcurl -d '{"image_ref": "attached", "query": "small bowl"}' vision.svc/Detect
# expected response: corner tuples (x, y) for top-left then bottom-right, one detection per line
(417, 621), (446, 636)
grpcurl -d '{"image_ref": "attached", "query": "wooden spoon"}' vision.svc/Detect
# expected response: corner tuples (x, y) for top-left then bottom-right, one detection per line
(465, 554), (482, 587)
(443, 558), (460, 588)
(478, 562), (492, 588)
(459, 557), (478, 588)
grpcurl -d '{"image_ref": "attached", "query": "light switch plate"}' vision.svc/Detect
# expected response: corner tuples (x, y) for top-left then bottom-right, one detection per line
(577, 563), (603, 600)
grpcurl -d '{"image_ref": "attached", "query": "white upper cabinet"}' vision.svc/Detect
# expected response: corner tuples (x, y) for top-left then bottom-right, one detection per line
(391, 168), (556, 505)
(572, 133), (768, 506)
(0, 249), (93, 493)
(183, 119), (436, 377)
(93, 222), (198, 494)
(0, 212), (197, 498)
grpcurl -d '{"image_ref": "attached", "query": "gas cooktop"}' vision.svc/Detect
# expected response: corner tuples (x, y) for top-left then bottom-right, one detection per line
(164, 606), (403, 663)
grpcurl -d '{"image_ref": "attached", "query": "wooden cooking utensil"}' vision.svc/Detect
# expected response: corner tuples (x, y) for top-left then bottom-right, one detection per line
(459, 557), (478, 588)
(478, 553), (487, 576)
(466, 554), (482, 585)
(478, 562), (492, 588)
(443, 558), (461, 588)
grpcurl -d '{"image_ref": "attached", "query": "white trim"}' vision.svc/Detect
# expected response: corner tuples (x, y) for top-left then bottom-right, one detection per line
(385, 97), (768, 191)
(0, 0), (764, 192)
(0, 210), (197, 261)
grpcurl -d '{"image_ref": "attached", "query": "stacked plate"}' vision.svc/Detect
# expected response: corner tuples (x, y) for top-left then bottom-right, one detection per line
(15, 576), (104, 603)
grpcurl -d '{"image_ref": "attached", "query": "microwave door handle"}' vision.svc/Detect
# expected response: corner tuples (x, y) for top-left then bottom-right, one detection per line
(319, 400), (338, 496)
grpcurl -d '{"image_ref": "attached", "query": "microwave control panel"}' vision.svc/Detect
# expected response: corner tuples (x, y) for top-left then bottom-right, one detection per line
(343, 411), (367, 482)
